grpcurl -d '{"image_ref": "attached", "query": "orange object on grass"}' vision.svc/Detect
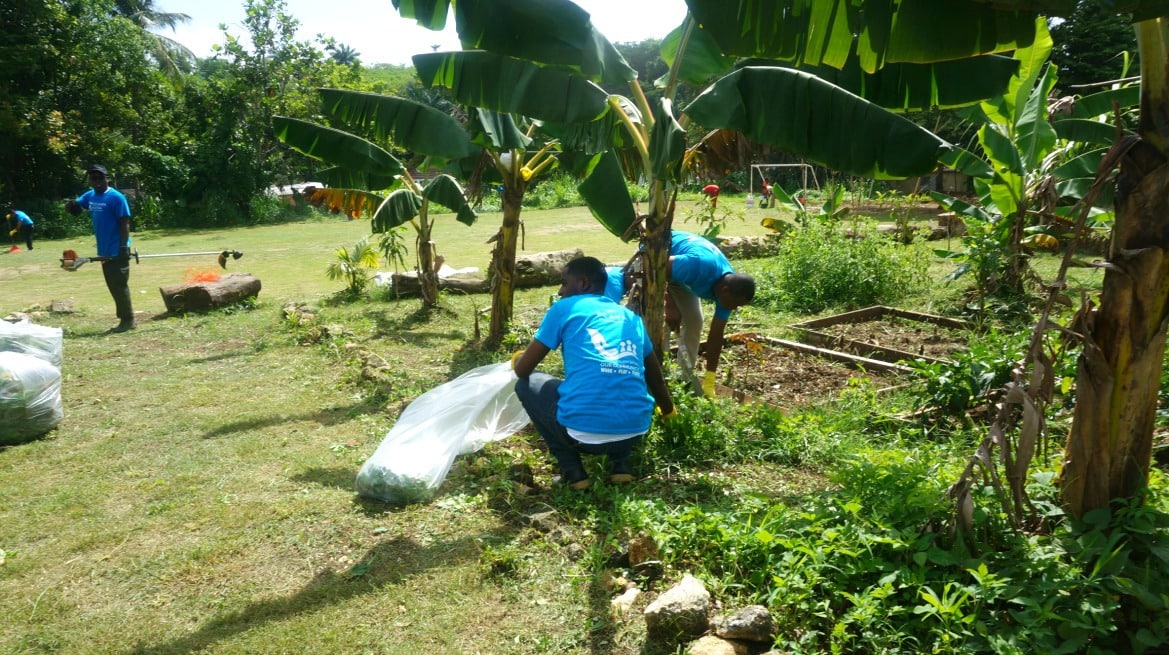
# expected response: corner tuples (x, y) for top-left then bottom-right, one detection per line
(185, 269), (222, 283)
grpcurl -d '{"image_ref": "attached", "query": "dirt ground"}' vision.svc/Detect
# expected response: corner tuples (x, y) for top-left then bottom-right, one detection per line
(719, 338), (900, 411)
(810, 315), (969, 361)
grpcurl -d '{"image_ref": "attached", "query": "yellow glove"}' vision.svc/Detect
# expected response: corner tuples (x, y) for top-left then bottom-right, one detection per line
(660, 407), (678, 422)
(509, 350), (525, 370)
(8, 229), (15, 237)
(702, 370), (717, 397)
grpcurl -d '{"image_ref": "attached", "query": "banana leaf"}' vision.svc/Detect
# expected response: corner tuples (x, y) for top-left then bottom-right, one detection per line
(471, 109), (530, 151)
(413, 51), (610, 125)
(319, 89), (480, 160)
(659, 20), (735, 86)
(372, 189), (424, 232)
(737, 55), (1020, 112)
(578, 151), (637, 239)
(273, 116), (404, 179)
(684, 0), (1037, 72)
(447, 0), (635, 86)
(421, 174), (477, 226)
(684, 66), (950, 179)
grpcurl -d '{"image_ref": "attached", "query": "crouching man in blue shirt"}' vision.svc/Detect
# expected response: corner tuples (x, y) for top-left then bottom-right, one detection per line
(512, 256), (676, 490)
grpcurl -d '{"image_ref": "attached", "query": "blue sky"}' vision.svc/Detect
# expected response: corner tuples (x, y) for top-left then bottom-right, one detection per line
(162, 0), (689, 65)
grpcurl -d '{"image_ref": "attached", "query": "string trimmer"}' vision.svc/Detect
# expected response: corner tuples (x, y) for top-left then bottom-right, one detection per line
(60, 248), (244, 272)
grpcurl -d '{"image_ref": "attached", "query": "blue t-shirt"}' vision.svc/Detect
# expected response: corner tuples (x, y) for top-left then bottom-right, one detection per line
(12, 210), (33, 227)
(534, 293), (655, 435)
(603, 266), (626, 303)
(670, 230), (735, 320)
(76, 188), (131, 257)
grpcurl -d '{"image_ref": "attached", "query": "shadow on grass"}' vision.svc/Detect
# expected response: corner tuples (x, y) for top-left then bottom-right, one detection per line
(125, 531), (507, 655)
(366, 305), (473, 346)
(291, 466), (355, 491)
(202, 397), (383, 439)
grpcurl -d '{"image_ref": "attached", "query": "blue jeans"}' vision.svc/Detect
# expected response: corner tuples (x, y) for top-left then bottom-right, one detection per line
(514, 372), (643, 477)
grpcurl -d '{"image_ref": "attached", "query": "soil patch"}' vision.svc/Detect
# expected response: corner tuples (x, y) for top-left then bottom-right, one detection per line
(719, 339), (898, 411)
(811, 315), (969, 362)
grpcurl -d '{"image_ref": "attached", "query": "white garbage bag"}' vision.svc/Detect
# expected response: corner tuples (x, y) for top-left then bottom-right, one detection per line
(0, 319), (63, 369)
(0, 351), (63, 445)
(355, 362), (530, 504)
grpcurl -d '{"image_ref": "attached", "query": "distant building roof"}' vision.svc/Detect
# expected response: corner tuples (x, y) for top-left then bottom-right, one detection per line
(266, 182), (323, 196)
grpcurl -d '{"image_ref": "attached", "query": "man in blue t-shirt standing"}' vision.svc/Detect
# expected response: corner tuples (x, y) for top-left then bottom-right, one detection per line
(6, 209), (34, 250)
(512, 256), (675, 490)
(66, 164), (135, 333)
(667, 230), (756, 396)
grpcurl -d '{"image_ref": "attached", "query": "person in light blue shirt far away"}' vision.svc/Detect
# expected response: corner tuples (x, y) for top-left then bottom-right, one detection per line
(666, 230), (755, 397)
(6, 209), (34, 250)
(65, 164), (135, 333)
(512, 256), (675, 490)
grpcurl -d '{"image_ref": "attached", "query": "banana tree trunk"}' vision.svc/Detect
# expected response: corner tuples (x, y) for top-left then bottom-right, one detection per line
(642, 181), (673, 357)
(1062, 139), (1169, 517)
(488, 182), (524, 345)
(417, 206), (438, 308)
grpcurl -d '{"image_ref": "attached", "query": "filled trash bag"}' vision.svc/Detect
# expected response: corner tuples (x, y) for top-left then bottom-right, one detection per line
(0, 319), (63, 369)
(356, 362), (530, 504)
(0, 351), (63, 445)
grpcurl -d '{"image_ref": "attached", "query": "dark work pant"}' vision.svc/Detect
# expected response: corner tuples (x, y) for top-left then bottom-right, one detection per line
(101, 259), (133, 322)
(19, 224), (33, 249)
(514, 372), (643, 475)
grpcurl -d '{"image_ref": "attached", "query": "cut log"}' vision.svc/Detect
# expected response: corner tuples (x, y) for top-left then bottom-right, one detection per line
(387, 249), (583, 298)
(160, 273), (262, 313)
(513, 249), (583, 286)
(389, 273), (490, 296)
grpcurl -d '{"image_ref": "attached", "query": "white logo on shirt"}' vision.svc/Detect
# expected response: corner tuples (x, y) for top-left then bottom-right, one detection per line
(587, 328), (638, 361)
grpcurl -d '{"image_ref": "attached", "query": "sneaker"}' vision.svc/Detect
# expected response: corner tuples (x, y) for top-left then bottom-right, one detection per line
(108, 320), (135, 333)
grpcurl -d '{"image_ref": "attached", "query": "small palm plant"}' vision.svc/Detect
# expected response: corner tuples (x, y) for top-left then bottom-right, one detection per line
(326, 238), (380, 296)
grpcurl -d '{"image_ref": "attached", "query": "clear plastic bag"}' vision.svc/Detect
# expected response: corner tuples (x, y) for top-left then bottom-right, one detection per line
(0, 319), (63, 369)
(355, 362), (530, 504)
(0, 351), (63, 445)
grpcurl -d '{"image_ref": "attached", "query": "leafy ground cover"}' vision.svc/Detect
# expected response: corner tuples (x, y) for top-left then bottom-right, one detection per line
(3, 203), (1167, 654)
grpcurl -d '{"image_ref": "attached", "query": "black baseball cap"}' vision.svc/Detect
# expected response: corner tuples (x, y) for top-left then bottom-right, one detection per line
(87, 164), (109, 176)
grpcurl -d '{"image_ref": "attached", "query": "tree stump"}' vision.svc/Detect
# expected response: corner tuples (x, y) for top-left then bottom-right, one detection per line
(160, 273), (262, 313)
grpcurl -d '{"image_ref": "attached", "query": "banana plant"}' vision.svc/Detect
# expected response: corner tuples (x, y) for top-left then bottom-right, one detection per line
(927, 19), (1059, 298)
(274, 108), (477, 307)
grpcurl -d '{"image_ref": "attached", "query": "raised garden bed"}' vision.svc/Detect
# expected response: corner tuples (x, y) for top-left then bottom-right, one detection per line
(790, 305), (971, 365)
(715, 333), (909, 412)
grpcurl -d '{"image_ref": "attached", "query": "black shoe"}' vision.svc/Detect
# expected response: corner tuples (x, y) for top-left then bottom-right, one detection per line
(108, 320), (135, 333)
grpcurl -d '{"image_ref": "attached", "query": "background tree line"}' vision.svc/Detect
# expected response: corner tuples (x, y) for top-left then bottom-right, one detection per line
(0, 0), (1135, 240)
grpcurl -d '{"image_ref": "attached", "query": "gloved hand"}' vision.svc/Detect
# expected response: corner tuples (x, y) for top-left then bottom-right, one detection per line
(656, 406), (678, 422)
(65, 200), (82, 215)
(509, 350), (525, 370)
(701, 370), (717, 398)
(117, 246), (132, 264)
(8, 229), (15, 237)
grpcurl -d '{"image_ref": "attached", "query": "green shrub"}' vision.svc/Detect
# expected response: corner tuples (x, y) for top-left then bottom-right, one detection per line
(522, 174), (582, 209)
(753, 218), (929, 314)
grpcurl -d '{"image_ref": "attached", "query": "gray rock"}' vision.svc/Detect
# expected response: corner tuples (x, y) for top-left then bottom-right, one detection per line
(713, 605), (776, 643)
(644, 573), (712, 645)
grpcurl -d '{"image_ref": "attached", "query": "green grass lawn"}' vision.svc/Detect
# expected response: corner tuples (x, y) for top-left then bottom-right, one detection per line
(1, 204), (1128, 654)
